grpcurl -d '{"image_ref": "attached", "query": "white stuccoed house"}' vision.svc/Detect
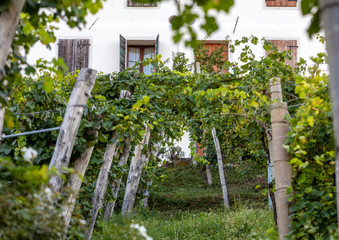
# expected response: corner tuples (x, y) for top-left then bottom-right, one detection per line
(28, 0), (325, 157)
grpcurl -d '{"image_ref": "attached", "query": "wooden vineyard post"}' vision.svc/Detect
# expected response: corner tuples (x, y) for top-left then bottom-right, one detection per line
(0, 107), (5, 144)
(121, 125), (151, 215)
(319, 0), (339, 225)
(211, 127), (229, 209)
(267, 133), (275, 211)
(270, 78), (292, 239)
(86, 90), (131, 240)
(206, 164), (213, 185)
(0, 0), (25, 79)
(140, 139), (163, 209)
(140, 177), (153, 209)
(60, 123), (101, 238)
(103, 140), (132, 219)
(49, 68), (97, 193)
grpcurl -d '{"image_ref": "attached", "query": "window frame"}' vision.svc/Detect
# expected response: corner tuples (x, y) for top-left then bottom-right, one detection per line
(120, 34), (159, 73)
(127, 0), (157, 7)
(127, 45), (155, 73)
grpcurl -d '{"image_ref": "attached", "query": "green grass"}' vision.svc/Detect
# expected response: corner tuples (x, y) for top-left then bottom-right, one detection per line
(149, 163), (268, 211)
(92, 163), (278, 240)
(94, 208), (277, 240)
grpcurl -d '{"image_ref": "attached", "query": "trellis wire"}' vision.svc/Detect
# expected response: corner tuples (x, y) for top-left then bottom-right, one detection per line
(1, 127), (61, 140)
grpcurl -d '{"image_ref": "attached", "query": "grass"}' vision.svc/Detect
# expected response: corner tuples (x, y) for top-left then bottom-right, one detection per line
(92, 163), (278, 240)
(94, 208), (277, 240)
(149, 163), (269, 211)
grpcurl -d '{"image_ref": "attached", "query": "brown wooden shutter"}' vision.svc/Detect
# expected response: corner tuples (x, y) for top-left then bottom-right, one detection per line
(286, 0), (297, 7)
(266, 0), (296, 7)
(285, 40), (298, 68)
(58, 39), (90, 73)
(266, 0), (278, 7)
(58, 39), (74, 72)
(74, 39), (90, 71)
(203, 42), (228, 72)
(120, 35), (126, 72)
(267, 40), (298, 68)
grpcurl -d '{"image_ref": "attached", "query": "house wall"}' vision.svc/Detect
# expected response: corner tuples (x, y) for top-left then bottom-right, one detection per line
(27, 0), (325, 157)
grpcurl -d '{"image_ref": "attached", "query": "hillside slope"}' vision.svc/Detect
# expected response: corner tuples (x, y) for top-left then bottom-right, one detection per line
(93, 163), (278, 240)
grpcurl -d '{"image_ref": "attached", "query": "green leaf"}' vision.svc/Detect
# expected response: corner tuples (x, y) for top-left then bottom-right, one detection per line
(307, 116), (314, 127)
(251, 101), (258, 108)
(98, 132), (108, 143)
(43, 76), (54, 93)
(307, 10), (321, 37)
(301, 0), (315, 15)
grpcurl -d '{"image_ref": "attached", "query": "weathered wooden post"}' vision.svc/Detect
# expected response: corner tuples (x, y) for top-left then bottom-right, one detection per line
(0, 0), (25, 79)
(60, 123), (101, 237)
(0, 0), (21, 145)
(0, 107), (5, 144)
(121, 125), (151, 214)
(270, 77), (292, 239)
(140, 177), (153, 209)
(205, 164), (213, 185)
(211, 127), (229, 209)
(319, 0), (339, 225)
(49, 68), (97, 193)
(86, 90), (131, 240)
(103, 140), (132, 219)
(140, 139), (163, 209)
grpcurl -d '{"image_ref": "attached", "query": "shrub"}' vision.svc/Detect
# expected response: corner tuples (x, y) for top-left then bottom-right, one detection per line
(0, 157), (66, 239)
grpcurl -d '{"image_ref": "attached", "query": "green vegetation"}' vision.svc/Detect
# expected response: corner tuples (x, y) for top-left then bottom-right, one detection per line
(0, 36), (334, 239)
(92, 164), (277, 240)
(285, 53), (338, 239)
(0, 157), (85, 239)
(96, 208), (276, 240)
(149, 164), (268, 211)
(0, 0), (336, 239)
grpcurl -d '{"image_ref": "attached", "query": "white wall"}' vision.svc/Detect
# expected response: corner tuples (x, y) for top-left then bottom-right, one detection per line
(27, 0), (325, 158)
(28, 0), (325, 72)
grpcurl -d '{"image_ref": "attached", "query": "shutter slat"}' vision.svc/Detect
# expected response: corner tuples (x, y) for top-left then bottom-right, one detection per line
(155, 34), (159, 56)
(286, 0), (297, 7)
(74, 39), (90, 71)
(120, 35), (126, 72)
(266, 40), (298, 69)
(58, 39), (74, 73)
(266, 0), (296, 7)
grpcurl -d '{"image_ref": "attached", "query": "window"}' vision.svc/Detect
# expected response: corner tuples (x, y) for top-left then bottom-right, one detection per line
(128, 46), (155, 74)
(195, 41), (229, 73)
(58, 39), (90, 73)
(266, 40), (298, 68)
(120, 35), (159, 74)
(266, 0), (297, 7)
(127, 0), (157, 7)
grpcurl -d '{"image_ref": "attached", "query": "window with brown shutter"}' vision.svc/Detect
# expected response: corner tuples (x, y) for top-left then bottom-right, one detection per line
(58, 39), (90, 73)
(195, 41), (229, 73)
(266, 0), (297, 7)
(127, 0), (157, 7)
(266, 40), (298, 68)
